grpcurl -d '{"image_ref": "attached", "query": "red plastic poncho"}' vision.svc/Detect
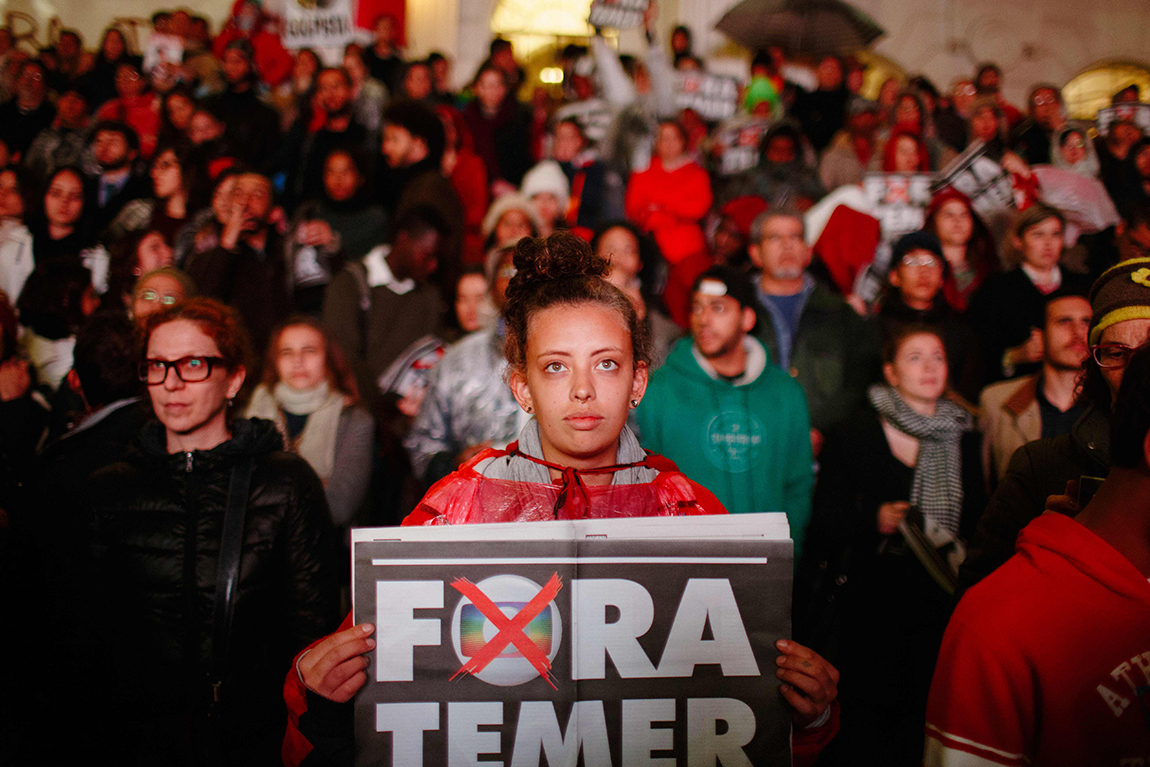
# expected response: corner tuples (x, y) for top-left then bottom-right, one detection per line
(403, 443), (728, 525)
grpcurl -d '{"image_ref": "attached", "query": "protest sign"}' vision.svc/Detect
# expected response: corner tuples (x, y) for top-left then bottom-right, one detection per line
(351, 514), (793, 766)
(710, 117), (772, 176)
(862, 173), (933, 241)
(1095, 104), (1150, 136)
(934, 140), (1017, 245)
(377, 335), (446, 400)
(587, 0), (649, 30)
(282, 0), (356, 49)
(674, 72), (740, 122)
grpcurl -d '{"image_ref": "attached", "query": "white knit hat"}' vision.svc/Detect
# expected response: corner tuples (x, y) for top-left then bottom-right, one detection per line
(520, 160), (571, 211)
(481, 192), (544, 240)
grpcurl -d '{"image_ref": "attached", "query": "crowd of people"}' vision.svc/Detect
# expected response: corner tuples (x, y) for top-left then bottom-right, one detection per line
(1, 2), (1149, 765)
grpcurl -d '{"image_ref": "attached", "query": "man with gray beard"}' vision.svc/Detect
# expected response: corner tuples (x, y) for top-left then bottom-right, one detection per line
(749, 208), (879, 454)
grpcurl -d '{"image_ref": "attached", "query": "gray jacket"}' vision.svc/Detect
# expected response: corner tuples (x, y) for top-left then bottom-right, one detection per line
(404, 327), (524, 485)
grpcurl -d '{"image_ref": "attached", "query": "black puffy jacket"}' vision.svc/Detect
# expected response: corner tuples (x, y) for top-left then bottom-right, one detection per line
(85, 417), (341, 764)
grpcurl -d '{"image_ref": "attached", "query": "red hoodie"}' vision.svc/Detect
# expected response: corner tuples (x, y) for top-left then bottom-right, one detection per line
(925, 512), (1150, 766)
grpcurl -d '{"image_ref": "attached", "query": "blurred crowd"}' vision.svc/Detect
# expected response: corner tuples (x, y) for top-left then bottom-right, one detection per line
(2, 1), (1150, 765)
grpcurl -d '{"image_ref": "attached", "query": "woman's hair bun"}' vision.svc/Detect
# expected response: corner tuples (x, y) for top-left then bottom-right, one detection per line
(501, 231), (651, 371)
(509, 231), (609, 295)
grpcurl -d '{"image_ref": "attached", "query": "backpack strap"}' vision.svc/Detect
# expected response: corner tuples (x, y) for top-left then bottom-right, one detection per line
(208, 455), (255, 713)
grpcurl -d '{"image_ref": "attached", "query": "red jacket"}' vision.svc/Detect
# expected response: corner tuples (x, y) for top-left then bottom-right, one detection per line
(625, 158), (712, 264)
(212, 28), (293, 87)
(96, 93), (162, 158)
(925, 513), (1150, 766)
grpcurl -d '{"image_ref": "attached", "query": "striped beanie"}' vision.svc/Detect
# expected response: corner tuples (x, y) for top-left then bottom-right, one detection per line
(1089, 257), (1150, 344)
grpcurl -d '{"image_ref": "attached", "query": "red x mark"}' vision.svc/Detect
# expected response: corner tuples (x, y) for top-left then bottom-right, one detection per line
(450, 573), (563, 689)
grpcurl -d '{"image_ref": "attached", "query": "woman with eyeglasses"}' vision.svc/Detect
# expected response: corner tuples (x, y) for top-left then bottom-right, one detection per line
(80, 297), (340, 761)
(127, 266), (194, 322)
(958, 257), (1150, 593)
(94, 59), (162, 158)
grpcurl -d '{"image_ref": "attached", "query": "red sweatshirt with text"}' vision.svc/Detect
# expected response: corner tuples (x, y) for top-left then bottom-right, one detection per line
(925, 512), (1150, 766)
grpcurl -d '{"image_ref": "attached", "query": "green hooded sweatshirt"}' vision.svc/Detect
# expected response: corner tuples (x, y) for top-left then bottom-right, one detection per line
(637, 336), (814, 558)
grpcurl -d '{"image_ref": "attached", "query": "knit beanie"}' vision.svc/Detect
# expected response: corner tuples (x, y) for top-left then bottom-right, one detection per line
(481, 192), (544, 240)
(1089, 257), (1150, 344)
(520, 161), (570, 210)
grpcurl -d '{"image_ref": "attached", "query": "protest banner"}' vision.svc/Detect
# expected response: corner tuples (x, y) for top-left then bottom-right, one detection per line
(1095, 104), (1150, 136)
(587, 0), (649, 30)
(674, 72), (740, 122)
(282, 0), (356, 49)
(862, 173), (933, 241)
(351, 513), (794, 766)
(933, 140), (1017, 245)
(710, 117), (772, 176)
(376, 334), (447, 400)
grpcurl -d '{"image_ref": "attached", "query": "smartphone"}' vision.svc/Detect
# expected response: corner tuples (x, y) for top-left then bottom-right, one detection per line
(1077, 476), (1106, 507)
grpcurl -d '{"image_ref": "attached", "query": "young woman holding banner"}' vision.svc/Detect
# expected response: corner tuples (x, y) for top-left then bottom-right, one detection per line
(283, 232), (840, 766)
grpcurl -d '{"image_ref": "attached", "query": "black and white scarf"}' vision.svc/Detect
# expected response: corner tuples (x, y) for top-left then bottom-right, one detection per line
(868, 384), (974, 534)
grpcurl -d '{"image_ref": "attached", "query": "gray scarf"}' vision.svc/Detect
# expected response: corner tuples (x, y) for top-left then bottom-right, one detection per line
(868, 384), (973, 534)
(476, 419), (658, 486)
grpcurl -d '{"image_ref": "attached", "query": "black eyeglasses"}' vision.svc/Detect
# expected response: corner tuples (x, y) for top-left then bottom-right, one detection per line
(1090, 343), (1147, 370)
(139, 356), (226, 385)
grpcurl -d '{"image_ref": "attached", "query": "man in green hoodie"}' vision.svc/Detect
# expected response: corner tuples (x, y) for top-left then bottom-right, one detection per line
(637, 265), (815, 557)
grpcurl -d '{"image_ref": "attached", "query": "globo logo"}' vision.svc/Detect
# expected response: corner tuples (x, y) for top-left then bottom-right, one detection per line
(450, 574), (563, 687)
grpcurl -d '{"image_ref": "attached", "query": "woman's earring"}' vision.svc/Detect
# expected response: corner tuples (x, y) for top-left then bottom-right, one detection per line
(525, 405), (534, 414)
(630, 399), (640, 409)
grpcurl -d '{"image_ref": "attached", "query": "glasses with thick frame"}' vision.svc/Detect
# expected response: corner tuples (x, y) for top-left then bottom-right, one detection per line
(1090, 343), (1147, 369)
(139, 356), (226, 385)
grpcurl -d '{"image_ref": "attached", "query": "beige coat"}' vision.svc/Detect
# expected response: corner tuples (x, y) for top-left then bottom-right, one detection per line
(978, 374), (1041, 487)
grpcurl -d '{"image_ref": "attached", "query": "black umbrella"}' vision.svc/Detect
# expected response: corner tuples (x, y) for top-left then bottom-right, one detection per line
(715, 0), (884, 57)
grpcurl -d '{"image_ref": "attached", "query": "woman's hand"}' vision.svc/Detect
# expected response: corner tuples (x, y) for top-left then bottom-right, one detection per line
(775, 640), (839, 728)
(298, 623), (375, 703)
(1000, 151), (1033, 179)
(877, 501), (910, 535)
(1045, 479), (1081, 516)
(297, 220), (334, 247)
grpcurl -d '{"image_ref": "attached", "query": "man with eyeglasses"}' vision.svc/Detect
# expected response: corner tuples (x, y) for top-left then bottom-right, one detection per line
(749, 208), (879, 455)
(1010, 84), (1066, 166)
(958, 257), (1150, 594)
(925, 343), (1150, 767)
(0, 59), (55, 158)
